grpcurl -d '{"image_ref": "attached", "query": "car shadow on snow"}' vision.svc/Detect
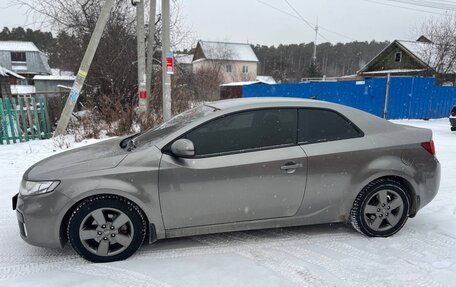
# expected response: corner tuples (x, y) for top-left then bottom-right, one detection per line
(139, 223), (355, 254)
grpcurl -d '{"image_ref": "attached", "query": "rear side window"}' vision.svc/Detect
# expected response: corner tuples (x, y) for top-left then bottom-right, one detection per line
(187, 109), (297, 156)
(298, 108), (362, 144)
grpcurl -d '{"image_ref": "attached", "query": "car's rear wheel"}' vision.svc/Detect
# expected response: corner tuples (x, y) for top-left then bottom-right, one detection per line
(67, 195), (146, 263)
(350, 179), (410, 237)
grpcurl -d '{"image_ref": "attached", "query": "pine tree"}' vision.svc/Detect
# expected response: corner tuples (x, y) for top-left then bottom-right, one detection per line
(307, 62), (322, 78)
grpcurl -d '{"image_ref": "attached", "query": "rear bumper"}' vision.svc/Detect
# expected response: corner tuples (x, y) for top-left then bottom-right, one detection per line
(14, 190), (72, 249)
(416, 157), (441, 212)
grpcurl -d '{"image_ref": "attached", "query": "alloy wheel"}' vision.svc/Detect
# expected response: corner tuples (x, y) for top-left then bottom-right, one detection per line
(79, 208), (134, 257)
(362, 189), (405, 232)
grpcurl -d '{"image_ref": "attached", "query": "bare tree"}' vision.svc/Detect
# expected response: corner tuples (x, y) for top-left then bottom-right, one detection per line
(419, 14), (456, 75)
(10, 0), (193, 135)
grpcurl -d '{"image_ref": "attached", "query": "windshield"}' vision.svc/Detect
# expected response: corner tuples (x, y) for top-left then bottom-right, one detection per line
(134, 104), (217, 147)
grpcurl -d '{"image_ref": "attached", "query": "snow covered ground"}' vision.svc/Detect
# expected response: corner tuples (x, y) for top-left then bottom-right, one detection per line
(0, 119), (455, 287)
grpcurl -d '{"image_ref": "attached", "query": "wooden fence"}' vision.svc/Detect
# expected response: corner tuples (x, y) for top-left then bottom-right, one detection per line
(0, 95), (52, 144)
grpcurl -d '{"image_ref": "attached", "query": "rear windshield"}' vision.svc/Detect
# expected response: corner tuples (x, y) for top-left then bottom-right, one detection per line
(134, 104), (216, 147)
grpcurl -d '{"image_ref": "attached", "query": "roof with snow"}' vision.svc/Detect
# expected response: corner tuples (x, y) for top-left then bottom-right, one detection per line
(10, 85), (36, 95)
(0, 65), (25, 79)
(362, 69), (428, 75)
(358, 36), (449, 75)
(33, 75), (76, 81)
(175, 53), (193, 65)
(194, 40), (259, 62)
(220, 76), (276, 87)
(0, 41), (40, 52)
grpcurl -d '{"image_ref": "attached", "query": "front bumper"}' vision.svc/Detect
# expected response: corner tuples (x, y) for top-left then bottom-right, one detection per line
(13, 190), (73, 249)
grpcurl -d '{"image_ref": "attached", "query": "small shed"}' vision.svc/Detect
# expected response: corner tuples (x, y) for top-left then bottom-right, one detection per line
(220, 76), (276, 99)
(33, 74), (76, 94)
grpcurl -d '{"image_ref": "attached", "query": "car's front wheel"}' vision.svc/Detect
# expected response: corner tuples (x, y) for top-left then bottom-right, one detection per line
(350, 179), (410, 237)
(67, 195), (146, 263)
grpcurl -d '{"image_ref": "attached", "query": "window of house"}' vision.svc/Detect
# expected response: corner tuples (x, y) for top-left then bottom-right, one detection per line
(11, 52), (26, 62)
(298, 108), (362, 144)
(226, 65), (232, 73)
(186, 109), (297, 156)
(394, 51), (402, 63)
(242, 65), (249, 73)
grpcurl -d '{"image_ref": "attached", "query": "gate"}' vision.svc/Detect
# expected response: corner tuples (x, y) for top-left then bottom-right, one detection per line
(0, 95), (52, 144)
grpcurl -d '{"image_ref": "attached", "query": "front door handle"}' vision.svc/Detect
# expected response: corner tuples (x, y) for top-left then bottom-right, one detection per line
(280, 162), (303, 173)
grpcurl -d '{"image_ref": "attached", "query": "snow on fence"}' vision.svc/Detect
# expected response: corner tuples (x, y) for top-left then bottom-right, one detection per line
(0, 96), (52, 144)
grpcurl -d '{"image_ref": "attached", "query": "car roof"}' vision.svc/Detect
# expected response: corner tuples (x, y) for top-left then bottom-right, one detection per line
(207, 97), (330, 110)
(203, 97), (396, 135)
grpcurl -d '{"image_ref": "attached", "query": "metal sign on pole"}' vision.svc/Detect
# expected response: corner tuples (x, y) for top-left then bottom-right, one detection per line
(53, 0), (116, 136)
(166, 51), (174, 75)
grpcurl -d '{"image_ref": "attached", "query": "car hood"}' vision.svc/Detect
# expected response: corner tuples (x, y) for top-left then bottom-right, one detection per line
(24, 137), (129, 180)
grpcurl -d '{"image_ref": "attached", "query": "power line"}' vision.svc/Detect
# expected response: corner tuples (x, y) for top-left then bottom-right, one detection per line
(282, 0), (315, 30)
(282, 0), (327, 63)
(363, 0), (448, 15)
(386, 0), (456, 11)
(254, 0), (354, 41)
(282, 0), (334, 43)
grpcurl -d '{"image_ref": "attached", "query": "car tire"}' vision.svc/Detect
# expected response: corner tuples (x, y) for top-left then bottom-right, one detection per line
(67, 195), (146, 263)
(350, 179), (410, 237)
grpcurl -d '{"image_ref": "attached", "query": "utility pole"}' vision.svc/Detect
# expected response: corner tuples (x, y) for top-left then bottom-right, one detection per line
(146, 0), (156, 108)
(53, 0), (115, 136)
(313, 17), (318, 64)
(162, 0), (172, 121)
(136, 0), (147, 113)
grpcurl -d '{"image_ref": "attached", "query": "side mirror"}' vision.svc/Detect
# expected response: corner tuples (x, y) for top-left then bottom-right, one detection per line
(171, 139), (195, 157)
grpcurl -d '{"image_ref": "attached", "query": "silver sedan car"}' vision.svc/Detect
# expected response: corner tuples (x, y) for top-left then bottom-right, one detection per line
(13, 98), (440, 262)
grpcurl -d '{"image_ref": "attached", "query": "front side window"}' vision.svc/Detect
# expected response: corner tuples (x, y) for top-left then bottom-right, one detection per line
(135, 104), (216, 147)
(187, 109), (297, 156)
(298, 108), (362, 144)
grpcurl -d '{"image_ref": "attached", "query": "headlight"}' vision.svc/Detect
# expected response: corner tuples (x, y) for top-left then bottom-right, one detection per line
(19, 181), (60, 196)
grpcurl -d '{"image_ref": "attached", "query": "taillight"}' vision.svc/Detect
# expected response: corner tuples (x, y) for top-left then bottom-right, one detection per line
(421, 140), (436, 155)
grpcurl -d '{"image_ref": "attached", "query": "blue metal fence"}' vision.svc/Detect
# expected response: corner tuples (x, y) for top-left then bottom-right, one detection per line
(243, 76), (456, 119)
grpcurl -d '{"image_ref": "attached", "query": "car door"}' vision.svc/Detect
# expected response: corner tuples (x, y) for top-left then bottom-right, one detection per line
(158, 108), (308, 229)
(297, 108), (365, 221)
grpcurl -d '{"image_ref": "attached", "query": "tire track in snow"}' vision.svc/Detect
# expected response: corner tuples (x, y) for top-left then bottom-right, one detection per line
(194, 232), (325, 287)
(0, 253), (83, 280)
(403, 226), (456, 249)
(278, 246), (370, 287)
(68, 264), (175, 287)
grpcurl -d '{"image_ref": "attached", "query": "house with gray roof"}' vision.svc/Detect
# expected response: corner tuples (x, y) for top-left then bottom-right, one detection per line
(0, 41), (51, 79)
(192, 40), (259, 83)
(358, 36), (454, 83)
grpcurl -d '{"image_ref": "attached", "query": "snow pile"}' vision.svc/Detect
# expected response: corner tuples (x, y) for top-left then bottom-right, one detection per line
(0, 119), (455, 286)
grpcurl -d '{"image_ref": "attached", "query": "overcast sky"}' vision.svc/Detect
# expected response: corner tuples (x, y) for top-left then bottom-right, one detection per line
(0, 0), (444, 46)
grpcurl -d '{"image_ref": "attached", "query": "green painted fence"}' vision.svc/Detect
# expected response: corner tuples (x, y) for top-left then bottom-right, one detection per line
(0, 96), (52, 144)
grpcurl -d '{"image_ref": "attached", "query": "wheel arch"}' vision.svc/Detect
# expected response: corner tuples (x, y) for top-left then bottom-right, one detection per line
(356, 175), (418, 218)
(58, 191), (160, 247)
